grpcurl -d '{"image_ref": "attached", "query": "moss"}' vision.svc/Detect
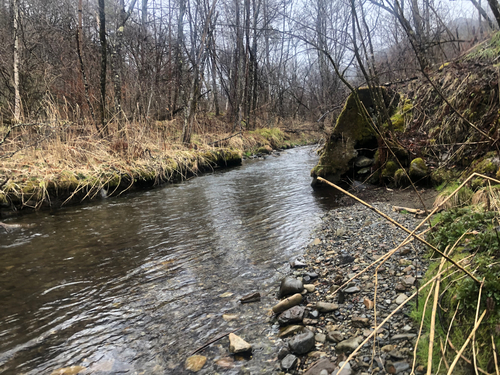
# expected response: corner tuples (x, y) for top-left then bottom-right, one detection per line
(394, 168), (409, 187)
(381, 160), (398, 178)
(409, 158), (428, 180)
(465, 31), (500, 62)
(430, 168), (457, 186)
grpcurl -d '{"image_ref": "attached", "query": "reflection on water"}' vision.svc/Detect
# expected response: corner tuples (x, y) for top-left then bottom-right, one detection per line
(0, 146), (338, 374)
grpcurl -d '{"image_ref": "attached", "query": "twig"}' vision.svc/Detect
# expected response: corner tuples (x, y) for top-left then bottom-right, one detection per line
(473, 281), (485, 375)
(492, 335), (499, 375)
(207, 132), (242, 146)
(440, 339), (450, 371)
(411, 279), (435, 374)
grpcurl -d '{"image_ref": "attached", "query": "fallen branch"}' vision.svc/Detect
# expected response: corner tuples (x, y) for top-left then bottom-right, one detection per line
(207, 132), (242, 146)
(393, 205), (426, 216)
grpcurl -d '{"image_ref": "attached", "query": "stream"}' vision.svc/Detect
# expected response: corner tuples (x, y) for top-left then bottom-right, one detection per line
(0, 146), (338, 374)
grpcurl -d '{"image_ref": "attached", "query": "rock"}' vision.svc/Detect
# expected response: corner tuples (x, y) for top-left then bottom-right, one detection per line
(395, 283), (406, 292)
(409, 158), (428, 180)
(404, 276), (416, 286)
(386, 360), (410, 374)
(326, 331), (344, 343)
(388, 350), (407, 359)
(228, 333), (252, 353)
(351, 317), (370, 327)
(303, 318), (318, 325)
(363, 298), (374, 309)
(185, 355), (207, 372)
(278, 306), (306, 326)
(278, 325), (304, 338)
(336, 336), (362, 352)
(278, 346), (291, 360)
(290, 258), (307, 268)
(395, 293), (408, 304)
(312, 238), (322, 245)
(339, 255), (355, 264)
(305, 271), (319, 279)
(222, 314), (238, 321)
(303, 358), (336, 375)
(240, 291), (261, 303)
(279, 277), (304, 298)
(272, 293), (303, 314)
(333, 361), (352, 375)
(304, 284), (316, 293)
(355, 156), (374, 168)
(381, 344), (395, 352)
(344, 286), (360, 294)
(281, 354), (298, 371)
(392, 333), (417, 341)
(50, 367), (86, 375)
(316, 301), (339, 313)
(315, 333), (326, 343)
(214, 357), (234, 369)
(219, 291), (233, 298)
(288, 329), (315, 355)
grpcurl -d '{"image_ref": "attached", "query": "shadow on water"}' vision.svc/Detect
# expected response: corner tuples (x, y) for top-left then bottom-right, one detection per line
(0, 146), (340, 374)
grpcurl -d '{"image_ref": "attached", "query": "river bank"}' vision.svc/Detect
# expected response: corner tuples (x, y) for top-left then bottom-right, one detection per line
(0, 125), (320, 218)
(269, 186), (438, 375)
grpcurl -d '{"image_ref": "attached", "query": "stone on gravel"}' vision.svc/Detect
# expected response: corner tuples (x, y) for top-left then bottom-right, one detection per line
(304, 284), (316, 293)
(312, 238), (322, 245)
(228, 333), (252, 353)
(326, 331), (344, 343)
(344, 286), (360, 293)
(278, 325), (304, 338)
(336, 336), (362, 352)
(339, 255), (355, 265)
(303, 358), (336, 375)
(392, 333), (417, 341)
(395, 293), (408, 304)
(395, 283), (406, 292)
(278, 306), (306, 326)
(281, 354), (298, 371)
(185, 355), (207, 372)
(332, 361), (352, 375)
(351, 317), (370, 327)
(355, 156), (374, 168)
(272, 293), (303, 314)
(404, 276), (416, 286)
(290, 258), (307, 268)
(363, 298), (374, 309)
(279, 276), (304, 298)
(386, 360), (410, 374)
(288, 329), (315, 355)
(315, 333), (326, 343)
(316, 301), (339, 313)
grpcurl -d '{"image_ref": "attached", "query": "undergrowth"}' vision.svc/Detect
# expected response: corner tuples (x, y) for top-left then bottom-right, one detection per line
(412, 206), (500, 374)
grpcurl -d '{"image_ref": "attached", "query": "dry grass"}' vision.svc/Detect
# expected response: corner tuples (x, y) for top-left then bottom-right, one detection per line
(0, 117), (320, 210)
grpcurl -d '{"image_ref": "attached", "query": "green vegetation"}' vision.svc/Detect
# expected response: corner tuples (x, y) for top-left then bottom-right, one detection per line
(411, 207), (500, 373)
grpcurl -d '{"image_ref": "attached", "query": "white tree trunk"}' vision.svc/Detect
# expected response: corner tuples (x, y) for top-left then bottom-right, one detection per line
(13, 0), (21, 122)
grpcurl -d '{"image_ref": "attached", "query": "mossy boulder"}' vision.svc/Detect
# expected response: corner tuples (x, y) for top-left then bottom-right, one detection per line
(409, 158), (428, 181)
(311, 87), (392, 185)
(381, 160), (398, 179)
(394, 168), (410, 187)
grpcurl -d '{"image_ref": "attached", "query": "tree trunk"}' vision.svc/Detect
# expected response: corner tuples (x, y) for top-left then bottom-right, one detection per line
(12, 0), (21, 122)
(98, 0), (108, 135)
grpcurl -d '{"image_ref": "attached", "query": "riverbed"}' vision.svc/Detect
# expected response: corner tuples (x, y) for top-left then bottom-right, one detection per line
(0, 146), (338, 374)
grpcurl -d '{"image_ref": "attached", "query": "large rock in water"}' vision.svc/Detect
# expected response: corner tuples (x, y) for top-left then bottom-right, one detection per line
(228, 333), (252, 353)
(311, 87), (395, 186)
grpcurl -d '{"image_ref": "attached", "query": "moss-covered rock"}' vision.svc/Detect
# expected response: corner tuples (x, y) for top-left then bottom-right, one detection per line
(409, 158), (428, 181)
(381, 160), (398, 179)
(311, 87), (391, 184)
(394, 168), (410, 187)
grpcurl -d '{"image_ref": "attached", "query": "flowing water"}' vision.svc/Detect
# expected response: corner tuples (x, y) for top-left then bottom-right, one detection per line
(0, 146), (338, 375)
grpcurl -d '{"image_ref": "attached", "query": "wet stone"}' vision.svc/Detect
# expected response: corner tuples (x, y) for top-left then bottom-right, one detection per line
(228, 333), (252, 353)
(278, 306), (306, 326)
(272, 293), (303, 314)
(281, 354), (298, 371)
(279, 276), (304, 298)
(185, 355), (207, 372)
(278, 325), (304, 338)
(288, 329), (315, 355)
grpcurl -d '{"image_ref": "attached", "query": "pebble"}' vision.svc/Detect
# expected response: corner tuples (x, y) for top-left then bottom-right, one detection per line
(288, 329), (315, 355)
(281, 354), (298, 371)
(279, 276), (304, 298)
(278, 306), (306, 326)
(269, 201), (430, 373)
(185, 355), (207, 372)
(228, 333), (252, 353)
(272, 293), (303, 314)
